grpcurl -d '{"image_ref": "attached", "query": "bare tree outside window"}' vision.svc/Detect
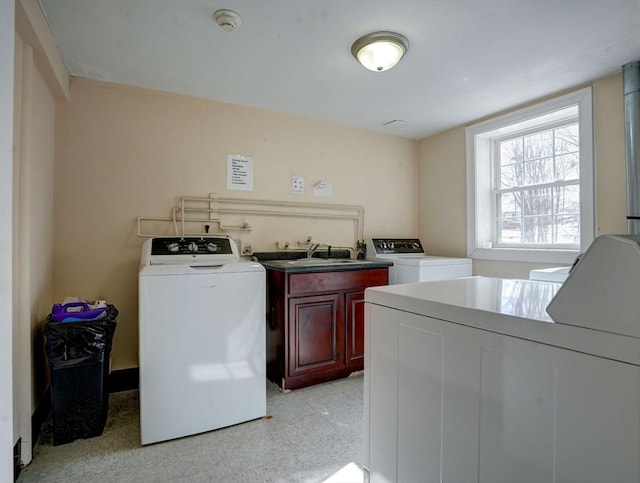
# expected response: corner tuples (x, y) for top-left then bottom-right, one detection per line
(495, 122), (579, 246)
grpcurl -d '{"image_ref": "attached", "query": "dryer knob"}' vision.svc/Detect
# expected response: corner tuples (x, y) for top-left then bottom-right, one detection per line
(413, 242), (420, 249)
(389, 242), (395, 249)
(206, 243), (218, 253)
(168, 242), (180, 253)
(189, 242), (199, 253)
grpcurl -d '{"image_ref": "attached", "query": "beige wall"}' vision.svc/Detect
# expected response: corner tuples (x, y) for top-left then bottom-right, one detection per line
(417, 127), (467, 257)
(13, 31), (56, 459)
(2, 0), (16, 473)
(593, 74), (627, 234)
(418, 74), (628, 279)
(54, 78), (418, 369)
(26, 44), (55, 401)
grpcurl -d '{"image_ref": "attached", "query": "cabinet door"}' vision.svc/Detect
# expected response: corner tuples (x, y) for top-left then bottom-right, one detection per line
(345, 290), (365, 370)
(288, 293), (344, 377)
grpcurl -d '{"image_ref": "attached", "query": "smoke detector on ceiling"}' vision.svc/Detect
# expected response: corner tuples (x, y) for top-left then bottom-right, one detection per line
(213, 9), (242, 31)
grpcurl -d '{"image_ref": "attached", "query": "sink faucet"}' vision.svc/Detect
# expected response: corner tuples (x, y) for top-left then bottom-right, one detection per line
(306, 243), (321, 259)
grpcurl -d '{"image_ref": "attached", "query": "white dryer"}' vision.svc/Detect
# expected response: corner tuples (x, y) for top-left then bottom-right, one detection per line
(138, 236), (265, 445)
(366, 238), (472, 284)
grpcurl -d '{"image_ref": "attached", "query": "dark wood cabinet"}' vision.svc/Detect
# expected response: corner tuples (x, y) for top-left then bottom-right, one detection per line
(345, 290), (365, 370)
(266, 267), (388, 390)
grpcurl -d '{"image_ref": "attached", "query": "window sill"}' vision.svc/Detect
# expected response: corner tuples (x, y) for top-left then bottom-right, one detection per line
(470, 247), (580, 264)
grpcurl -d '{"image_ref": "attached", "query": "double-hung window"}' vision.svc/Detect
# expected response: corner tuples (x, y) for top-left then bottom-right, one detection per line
(466, 88), (594, 263)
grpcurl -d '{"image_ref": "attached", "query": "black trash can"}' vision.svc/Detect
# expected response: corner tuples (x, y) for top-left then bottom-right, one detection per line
(44, 305), (117, 445)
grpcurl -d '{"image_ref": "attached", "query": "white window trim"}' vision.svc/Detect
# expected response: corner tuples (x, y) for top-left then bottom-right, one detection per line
(466, 87), (594, 264)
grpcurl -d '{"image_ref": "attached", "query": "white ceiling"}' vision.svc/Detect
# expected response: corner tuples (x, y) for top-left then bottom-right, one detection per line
(40, 0), (640, 140)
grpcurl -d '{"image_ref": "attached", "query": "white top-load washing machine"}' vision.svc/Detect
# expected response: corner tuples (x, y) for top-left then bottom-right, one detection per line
(138, 236), (265, 445)
(366, 238), (472, 284)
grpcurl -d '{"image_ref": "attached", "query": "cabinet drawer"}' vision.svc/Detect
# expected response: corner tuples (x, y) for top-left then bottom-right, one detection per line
(289, 268), (388, 295)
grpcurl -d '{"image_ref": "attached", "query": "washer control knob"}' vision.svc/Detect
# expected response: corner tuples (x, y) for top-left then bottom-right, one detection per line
(413, 242), (420, 250)
(188, 242), (199, 253)
(389, 242), (395, 249)
(381, 242), (388, 250)
(206, 243), (218, 253)
(167, 242), (180, 253)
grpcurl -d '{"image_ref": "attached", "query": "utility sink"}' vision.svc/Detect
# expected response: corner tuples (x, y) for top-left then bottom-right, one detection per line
(282, 258), (360, 266)
(258, 257), (387, 271)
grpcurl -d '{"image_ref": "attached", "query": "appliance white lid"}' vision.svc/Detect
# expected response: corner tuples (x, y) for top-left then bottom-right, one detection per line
(140, 260), (264, 276)
(365, 276), (640, 366)
(389, 256), (472, 267)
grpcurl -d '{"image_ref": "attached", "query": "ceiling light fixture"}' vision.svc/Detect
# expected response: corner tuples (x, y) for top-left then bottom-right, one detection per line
(351, 31), (409, 72)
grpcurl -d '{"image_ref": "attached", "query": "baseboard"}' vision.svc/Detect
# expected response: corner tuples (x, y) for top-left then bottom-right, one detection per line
(13, 438), (21, 482)
(31, 386), (51, 449)
(107, 367), (139, 393)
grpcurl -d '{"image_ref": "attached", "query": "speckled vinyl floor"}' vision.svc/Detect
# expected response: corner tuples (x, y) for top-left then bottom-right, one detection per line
(17, 375), (366, 483)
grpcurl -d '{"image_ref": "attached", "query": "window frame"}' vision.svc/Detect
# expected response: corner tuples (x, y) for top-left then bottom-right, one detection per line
(466, 87), (594, 264)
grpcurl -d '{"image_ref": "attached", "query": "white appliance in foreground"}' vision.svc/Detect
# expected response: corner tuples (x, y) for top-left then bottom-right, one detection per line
(364, 234), (640, 483)
(366, 238), (471, 284)
(139, 236), (265, 445)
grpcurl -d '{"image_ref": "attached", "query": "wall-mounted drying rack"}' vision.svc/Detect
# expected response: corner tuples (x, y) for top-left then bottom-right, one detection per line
(137, 194), (365, 244)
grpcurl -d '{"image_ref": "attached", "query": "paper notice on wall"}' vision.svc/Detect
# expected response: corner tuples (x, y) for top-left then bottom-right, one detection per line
(227, 155), (254, 191)
(313, 180), (332, 196)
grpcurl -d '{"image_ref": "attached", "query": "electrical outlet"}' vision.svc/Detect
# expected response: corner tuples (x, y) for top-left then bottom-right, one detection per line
(292, 176), (304, 194)
(242, 244), (253, 256)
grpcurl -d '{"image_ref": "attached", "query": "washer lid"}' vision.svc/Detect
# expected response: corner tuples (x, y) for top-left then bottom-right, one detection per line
(390, 255), (472, 267)
(139, 260), (264, 276)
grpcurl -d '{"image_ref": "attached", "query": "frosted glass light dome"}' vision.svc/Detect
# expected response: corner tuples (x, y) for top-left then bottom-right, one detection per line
(351, 32), (409, 72)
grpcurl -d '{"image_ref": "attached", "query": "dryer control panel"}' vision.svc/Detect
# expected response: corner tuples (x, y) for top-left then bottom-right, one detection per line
(367, 238), (425, 256)
(151, 237), (234, 256)
(141, 236), (240, 267)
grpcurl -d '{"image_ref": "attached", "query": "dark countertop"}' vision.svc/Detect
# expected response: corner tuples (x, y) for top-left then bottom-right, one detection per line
(259, 258), (392, 274)
(250, 249), (391, 273)
(251, 249), (351, 261)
